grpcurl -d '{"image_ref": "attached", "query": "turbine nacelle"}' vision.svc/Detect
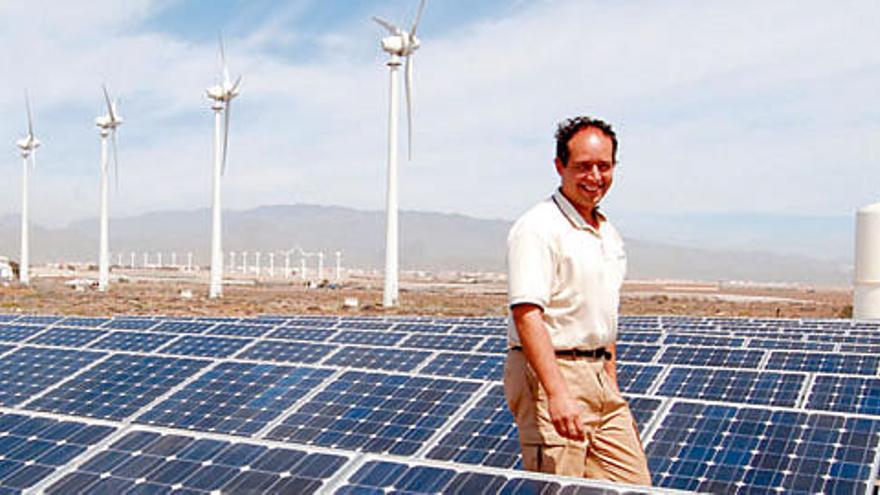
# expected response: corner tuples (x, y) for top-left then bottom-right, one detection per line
(16, 136), (40, 152)
(95, 114), (123, 130)
(380, 33), (420, 57)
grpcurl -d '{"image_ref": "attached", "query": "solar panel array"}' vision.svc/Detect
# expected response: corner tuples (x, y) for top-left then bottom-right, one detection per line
(0, 313), (877, 493)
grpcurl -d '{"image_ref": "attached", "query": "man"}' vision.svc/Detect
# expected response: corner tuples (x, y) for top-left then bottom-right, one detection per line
(503, 116), (651, 484)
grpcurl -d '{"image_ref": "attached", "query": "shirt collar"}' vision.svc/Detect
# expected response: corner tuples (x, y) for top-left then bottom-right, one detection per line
(552, 189), (606, 234)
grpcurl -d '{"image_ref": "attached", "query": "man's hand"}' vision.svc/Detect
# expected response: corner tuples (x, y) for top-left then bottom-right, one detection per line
(548, 393), (585, 440)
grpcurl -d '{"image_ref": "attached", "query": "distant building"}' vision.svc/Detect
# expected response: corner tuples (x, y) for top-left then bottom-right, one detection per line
(0, 257), (12, 281)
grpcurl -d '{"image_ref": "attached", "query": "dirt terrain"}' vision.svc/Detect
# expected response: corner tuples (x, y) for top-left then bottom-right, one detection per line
(0, 269), (854, 319)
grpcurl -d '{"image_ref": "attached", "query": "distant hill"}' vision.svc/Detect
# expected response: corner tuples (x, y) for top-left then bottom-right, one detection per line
(0, 205), (852, 285)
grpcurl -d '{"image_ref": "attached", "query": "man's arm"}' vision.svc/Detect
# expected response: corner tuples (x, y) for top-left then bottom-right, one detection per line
(513, 303), (585, 441)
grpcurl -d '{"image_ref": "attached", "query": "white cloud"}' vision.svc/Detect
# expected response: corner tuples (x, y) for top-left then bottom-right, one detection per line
(1, 0), (878, 230)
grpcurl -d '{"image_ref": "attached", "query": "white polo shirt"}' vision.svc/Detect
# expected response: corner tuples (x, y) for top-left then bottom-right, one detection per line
(507, 190), (627, 350)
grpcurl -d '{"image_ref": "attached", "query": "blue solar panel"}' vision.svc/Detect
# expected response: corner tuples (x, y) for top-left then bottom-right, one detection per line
(58, 316), (110, 328)
(452, 325), (506, 336)
(27, 355), (209, 420)
(27, 327), (107, 347)
(839, 343), (880, 354)
(151, 321), (216, 334)
(337, 320), (393, 330)
(392, 323), (452, 333)
(238, 340), (337, 364)
(0, 348), (104, 406)
(0, 315), (17, 323)
(47, 430), (348, 494)
(159, 335), (252, 358)
(426, 384), (521, 468)
(766, 351), (880, 375)
(647, 401), (880, 493)
(616, 343), (661, 362)
(15, 315), (62, 325)
(659, 346), (763, 369)
(88, 331), (177, 352)
(269, 326), (337, 341)
(656, 367), (805, 407)
(285, 318), (337, 327)
(807, 375), (880, 416)
(616, 363), (664, 395)
(664, 334), (744, 347)
(267, 371), (480, 456)
(401, 334), (482, 352)
(324, 346), (431, 372)
(207, 323), (273, 337)
(0, 323), (46, 342)
(618, 331), (662, 343)
(478, 337), (507, 354)
(137, 363), (333, 435)
(748, 338), (835, 351)
(331, 330), (405, 346)
(420, 352), (505, 380)
(103, 319), (159, 331)
(0, 413), (115, 492)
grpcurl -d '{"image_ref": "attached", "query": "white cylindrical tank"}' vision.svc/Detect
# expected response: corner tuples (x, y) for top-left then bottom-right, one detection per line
(854, 202), (880, 320)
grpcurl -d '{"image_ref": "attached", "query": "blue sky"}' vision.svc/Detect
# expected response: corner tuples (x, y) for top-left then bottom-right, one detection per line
(1, 0), (879, 231)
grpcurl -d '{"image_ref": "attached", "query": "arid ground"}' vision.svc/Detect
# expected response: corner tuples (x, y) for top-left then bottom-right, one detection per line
(0, 268), (854, 319)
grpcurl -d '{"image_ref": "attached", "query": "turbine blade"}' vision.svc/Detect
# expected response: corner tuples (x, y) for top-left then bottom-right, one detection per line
(112, 129), (120, 190)
(231, 74), (242, 94)
(410, 0), (427, 36)
(405, 55), (414, 160)
(25, 90), (35, 139)
(219, 33), (231, 86)
(372, 16), (400, 34)
(222, 99), (231, 175)
(102, 84), (116, 122)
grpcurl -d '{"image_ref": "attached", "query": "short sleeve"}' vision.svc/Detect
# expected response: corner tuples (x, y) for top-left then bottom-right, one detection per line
(507, 223), (555, 310)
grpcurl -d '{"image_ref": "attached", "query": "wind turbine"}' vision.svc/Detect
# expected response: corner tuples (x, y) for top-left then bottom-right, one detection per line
(95, 85), (123, 292)
(15, 93), (40, 286)
(206, 35), (242, 298)
(373, 0), (426, 307)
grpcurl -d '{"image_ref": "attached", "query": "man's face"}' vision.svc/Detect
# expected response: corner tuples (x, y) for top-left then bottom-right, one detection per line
(555, 127), (615, 216)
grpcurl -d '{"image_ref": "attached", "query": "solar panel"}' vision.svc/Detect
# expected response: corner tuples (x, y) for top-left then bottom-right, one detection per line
(658, 346), (763, 369)
(478, 337), (507, 354)
(103, 319), (159, 331)
(401, 333), (482, 352)
(765, 351), (880, 375)
(0, 323), (46, 342)
(337, 320), (393, 330)
(269, 326), (337, 341)
(26, 327), (107, 347)
(615, 343), (661, 363)
(238, 340), (337, 364)
(806, 375), (880, 416)
(419, 352), (505, 380)
(151, 321), (216, 334)
(0, 347), (105, 406)
(324, 346), (431, 372)
(266, 371), (481, 456)
(89, 331), (177, 352)
(208, 323), (273, 337)
(160, 335), (253, 358)
(0, 413), (115, 492)
(663, 334), (744, 347)
(137, 363), (333, 435)
(646, 400), (880, 493)
(15, 315), (62, 325)
(747, 338), (835, 351)
(46, 429), (350, 494)
(27, 354), (209, 420)
(58, 316), (110, 327)
(616, 363), (664, 395)
(618, 332), (662, 344)
(452, 325), (506, 336)
(331, 330), (405, 346)
(392, 323), (452, 333)
(656, 367), (805, 407)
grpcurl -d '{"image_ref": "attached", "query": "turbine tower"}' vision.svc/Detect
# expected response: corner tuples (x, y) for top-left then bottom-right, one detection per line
(206, 36), (242, 298)
(95, 85), (122, 292)
(15, 93), (40, 286)
(373, 0), (426, 307)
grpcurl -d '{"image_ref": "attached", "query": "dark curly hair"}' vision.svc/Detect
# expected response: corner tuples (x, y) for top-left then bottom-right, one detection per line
(555, 116), (618, 165)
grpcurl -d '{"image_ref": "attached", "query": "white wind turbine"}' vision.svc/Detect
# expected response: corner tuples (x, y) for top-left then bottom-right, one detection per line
(95, 85), (122, 292)
(15, 93), (40, 286)
(373, 0), (426, 307)
(206, 36), (242, 298)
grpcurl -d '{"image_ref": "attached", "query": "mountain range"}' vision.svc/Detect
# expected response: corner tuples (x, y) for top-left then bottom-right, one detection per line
(0, 204), (853, 285)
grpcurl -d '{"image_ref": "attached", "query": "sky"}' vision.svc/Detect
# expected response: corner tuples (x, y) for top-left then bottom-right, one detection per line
(1, 0), (879, 229)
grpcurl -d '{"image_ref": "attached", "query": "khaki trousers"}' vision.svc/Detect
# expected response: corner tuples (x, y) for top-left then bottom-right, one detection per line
(503, 349), (652, 485)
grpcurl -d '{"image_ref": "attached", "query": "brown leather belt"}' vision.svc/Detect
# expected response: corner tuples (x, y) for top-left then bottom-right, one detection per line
(510, 346), (612, 360)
